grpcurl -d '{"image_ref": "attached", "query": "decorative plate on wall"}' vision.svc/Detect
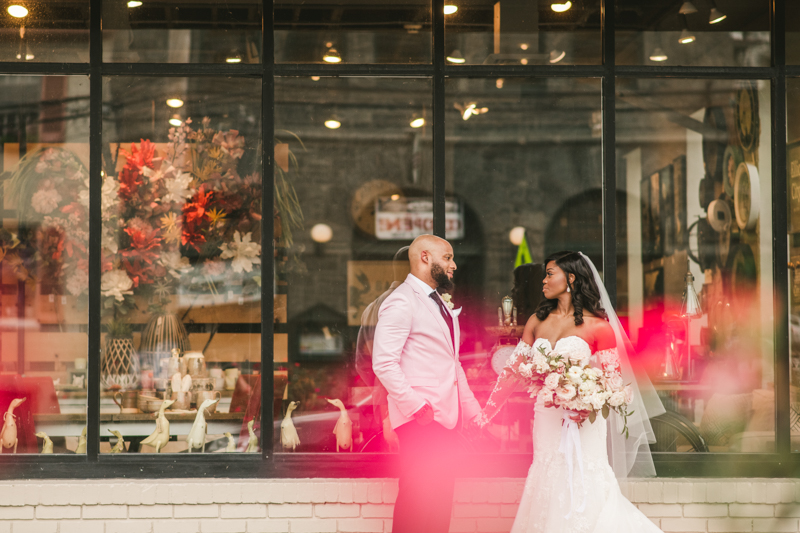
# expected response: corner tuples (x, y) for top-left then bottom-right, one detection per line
(722, 145), (744, 197)
(734, 162), (761, 230)
(491, 345), (517, 375)
(702, 107), (728, 183)
(735, 83), (759, 154)
(724, 243), (757, 303)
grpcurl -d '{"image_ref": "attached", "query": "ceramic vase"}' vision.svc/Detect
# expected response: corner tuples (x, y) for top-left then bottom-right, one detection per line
(101, 337), (141, 390)
(138, 313), (190, 379)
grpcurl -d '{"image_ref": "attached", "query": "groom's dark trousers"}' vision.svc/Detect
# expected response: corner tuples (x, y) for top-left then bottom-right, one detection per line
(392, 420), (461, 533)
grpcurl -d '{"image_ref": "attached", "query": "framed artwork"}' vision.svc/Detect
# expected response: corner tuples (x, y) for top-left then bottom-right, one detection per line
(788, 141), (800, 234)
(650, 171), (662, 258)
(346, 261), (409, 326)
(641, 176), (653, 261)
(660, 164), (675, 256)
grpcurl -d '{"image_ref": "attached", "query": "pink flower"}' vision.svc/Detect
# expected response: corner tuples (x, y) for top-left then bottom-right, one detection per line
(555, 384), (576, 402)
(212, 130), (245, 159)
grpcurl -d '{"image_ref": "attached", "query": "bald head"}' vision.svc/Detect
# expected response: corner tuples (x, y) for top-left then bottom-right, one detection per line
(408, 234), (456, 290)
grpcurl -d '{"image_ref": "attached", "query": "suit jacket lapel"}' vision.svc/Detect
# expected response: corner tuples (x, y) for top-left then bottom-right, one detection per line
(405, 276), (455, 356)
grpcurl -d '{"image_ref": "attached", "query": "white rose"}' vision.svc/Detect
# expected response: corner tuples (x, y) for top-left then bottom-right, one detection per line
(532, 353), (549, 374)
(569, 352), (591, 368)
(624, 385), (634, 404)
(608, 391), (626, 407)
(101, 269), (134, 302)
(567, 366), (583, 385)
(578, 380), (597, 396)
(544, 373), (560, 390)
(583, 367), (601, 381)
(587, 393), (607, 411)
(517, 362), (534, 380)
(605, 374), (624, 392)
(555, 384), (576, 402)
(31, 189), (62, 214)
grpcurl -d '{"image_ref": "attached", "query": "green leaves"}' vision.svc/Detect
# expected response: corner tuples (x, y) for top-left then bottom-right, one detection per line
(602, 405), (610, 419)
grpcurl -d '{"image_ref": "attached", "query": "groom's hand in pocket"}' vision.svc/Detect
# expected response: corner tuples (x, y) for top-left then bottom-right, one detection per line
(413, 402), (434, 426)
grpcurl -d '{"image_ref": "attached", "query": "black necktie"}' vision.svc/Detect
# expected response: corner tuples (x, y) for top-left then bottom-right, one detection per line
(429, 291), (454, 348)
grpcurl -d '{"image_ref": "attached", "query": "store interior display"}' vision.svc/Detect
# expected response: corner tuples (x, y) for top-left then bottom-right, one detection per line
(0, 398), (26, 453)
(140, 399), (175, 454)
(280, 401), (300, 451)
(245, 419), (259, 453)
(327, 398), (353, 453)
(186, 398), (219, 453)
(35, 431), (53, 454)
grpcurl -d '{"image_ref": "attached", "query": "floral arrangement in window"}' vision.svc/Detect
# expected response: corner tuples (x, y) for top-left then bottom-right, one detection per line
(5, 117), (301, 315)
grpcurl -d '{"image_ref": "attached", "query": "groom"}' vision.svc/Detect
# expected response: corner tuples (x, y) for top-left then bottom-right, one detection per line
(373, 234), (481, 533)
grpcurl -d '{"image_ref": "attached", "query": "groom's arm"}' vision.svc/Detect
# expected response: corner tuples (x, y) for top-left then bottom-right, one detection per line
(372, 292), (427, 418)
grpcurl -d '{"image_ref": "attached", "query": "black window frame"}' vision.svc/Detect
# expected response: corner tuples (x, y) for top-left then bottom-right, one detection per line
(0, 0), (795, 479)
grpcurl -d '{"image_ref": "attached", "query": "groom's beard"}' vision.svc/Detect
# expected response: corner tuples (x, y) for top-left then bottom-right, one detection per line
(431, 262), (454, 292)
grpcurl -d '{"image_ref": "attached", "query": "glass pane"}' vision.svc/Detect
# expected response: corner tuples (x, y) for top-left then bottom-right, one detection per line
(446, 77), (602, 453)
(0, 75), (90, 454)
(444, 0), (601, 66)
(616, 1), (770, 67)
(100, 76), (262, 454)
(617, 78), (773, 452)
(103, 0), (262, 64)
(0, 1), (89, 62)
(275, 0), (431, 64)
(274, 76), (433, 452)
(787, 79), (800, 450)
(788, 3), (800, 65)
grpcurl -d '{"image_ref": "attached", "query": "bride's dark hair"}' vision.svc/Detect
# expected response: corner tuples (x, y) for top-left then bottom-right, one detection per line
(534, 251), (606, 326)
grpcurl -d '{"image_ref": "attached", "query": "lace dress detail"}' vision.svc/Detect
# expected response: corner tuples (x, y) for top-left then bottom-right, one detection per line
(482, 337), (662, 533)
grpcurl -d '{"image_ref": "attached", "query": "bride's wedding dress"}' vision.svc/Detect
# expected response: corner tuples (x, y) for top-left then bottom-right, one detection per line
(481, 336), (662, 533)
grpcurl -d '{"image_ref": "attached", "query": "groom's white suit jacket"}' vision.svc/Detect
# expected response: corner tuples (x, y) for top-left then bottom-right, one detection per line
(372, 274), (481, 430)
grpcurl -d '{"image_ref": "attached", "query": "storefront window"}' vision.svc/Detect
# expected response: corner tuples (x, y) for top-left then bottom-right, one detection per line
(274, 0), (431, 64)
(616, 1), (770, 67)
(103, 0), (262, 64)
(617, 78), (774, 452)
(99, 76), (262, 453)
(446, 77), (602, 452)
(444, 0), (601, 66)
(786, 78), (800, 451)
(0, 75), (90, 454)
(274, 76), (433, 453)
(0, 1), (89, 63)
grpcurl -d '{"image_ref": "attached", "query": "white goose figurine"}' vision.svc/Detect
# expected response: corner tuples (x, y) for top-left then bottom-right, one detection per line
(35, 432), (53, 454)
(140, 399), (175, 453)
(245, 419), (259, 453)
(75, 426), (87, 454)
(327, 398), (352, 452)
(109, 429), (126, 453)
(280, 401), (300, 451)
(186, 398), (219, 453)
(224, 432), (236, 452)
(0, 398), (26, 454)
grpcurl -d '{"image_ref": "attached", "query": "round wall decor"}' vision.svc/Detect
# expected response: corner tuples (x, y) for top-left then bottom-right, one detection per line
(734, 162), (761, 230)
(722, 145), (744, 196)
(491, 345), (516, 375)
(707, 198), (732, 233)
(735, 83), (759, 154)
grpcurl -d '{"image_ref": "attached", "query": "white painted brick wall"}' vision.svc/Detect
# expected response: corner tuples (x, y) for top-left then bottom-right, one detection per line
(0, 479), (799, 532)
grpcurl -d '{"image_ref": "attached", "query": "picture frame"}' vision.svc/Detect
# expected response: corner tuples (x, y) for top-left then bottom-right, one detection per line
(673, 155), (688, 249)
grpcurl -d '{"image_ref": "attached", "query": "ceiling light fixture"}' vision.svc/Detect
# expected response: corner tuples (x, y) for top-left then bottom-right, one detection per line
(410, 117), (425, 128)
(679, 27), (696, 44)
(649, 47), (668, 61)
(519, 43), (529, 51)
(444, 5), (457, 15)
(166, 98), (184, 108)
(446, 50), (465, 63)
(549, 49), (566, 63)
(7, 5), (28, 17)
(127, 0), (143, 7)
(509, 226), (525, 246)
(311, 76), (320, 81)
(708, 1), (726, 24)
(310, 223), (333, 243)
(550, 1), (571, 13)
(390, 194), (401, 201)
(324, 117), (341, 129)
(323, 47), (342, 63)
(226, 56), (242, 63)
(169, 115), (183, 127)
(496, 78), (504, 89)
(678, 1), (697, 14)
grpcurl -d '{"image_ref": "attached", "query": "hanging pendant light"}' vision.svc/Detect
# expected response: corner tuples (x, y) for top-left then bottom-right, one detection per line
(678, 1), (697, 15)
(708, 1), (726, 24)
(446, 50), (465, 63)
(549, 49), (566, 63)
(649, 47), (668, 61)
(323, 47), (342, 63)
(679, 28), (696, 44)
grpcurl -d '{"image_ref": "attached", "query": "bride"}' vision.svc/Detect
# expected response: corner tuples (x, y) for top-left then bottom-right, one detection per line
(476, 251), (665, 533)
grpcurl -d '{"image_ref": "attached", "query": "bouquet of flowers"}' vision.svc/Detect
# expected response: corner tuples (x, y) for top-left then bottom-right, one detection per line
(504, 342), (634, 436)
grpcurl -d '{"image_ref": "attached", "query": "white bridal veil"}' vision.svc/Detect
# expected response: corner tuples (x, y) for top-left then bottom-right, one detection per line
(578, 252), (666, 478)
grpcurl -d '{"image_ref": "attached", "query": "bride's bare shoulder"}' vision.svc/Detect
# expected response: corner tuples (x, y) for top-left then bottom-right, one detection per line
(585, 316), (615, 350)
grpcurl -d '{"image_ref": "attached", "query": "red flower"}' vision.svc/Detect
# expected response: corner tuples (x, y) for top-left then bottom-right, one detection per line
(121, 140), (156, 172)
(180, 185), (213, 251)
(120, 225), (162, 286)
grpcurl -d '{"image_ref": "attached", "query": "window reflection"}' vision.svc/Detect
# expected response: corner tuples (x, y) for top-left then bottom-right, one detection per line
(274, 77), (433, 452)
(617, 78), (773, 452)
(100, 76), (262, 453)
(0, 1), (89, 63)
(0, 75), (90, 454)
(616, 1), (770, 67)
(103, 0), (262, 64)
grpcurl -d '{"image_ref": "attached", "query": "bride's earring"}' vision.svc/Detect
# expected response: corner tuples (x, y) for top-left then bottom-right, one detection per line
(567, 286), (571, 293)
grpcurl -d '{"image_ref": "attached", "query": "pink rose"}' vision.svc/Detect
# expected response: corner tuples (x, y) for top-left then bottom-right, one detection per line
(555, 384), (576, 402)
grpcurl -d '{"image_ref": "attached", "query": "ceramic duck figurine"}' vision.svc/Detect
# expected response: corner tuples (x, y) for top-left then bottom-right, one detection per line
(109, 429), (126, 453)
(75, 426), (87, 454)
(140, 399), (175, 453)
(327, 398), (352, 452)
(245, 419), (259, 453)
(280, 401), (300, 451)
(35, 432), (53, 454)
(186, 398), (219, 453)
(224, 432), (236, 452)
(0, 397), (26, 454)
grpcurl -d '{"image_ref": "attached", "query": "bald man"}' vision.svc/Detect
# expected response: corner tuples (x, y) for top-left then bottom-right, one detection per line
(373, 235), (481, 533)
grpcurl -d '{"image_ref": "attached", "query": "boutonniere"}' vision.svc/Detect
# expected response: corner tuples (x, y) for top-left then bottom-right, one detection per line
(441, 293), (455, 310)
